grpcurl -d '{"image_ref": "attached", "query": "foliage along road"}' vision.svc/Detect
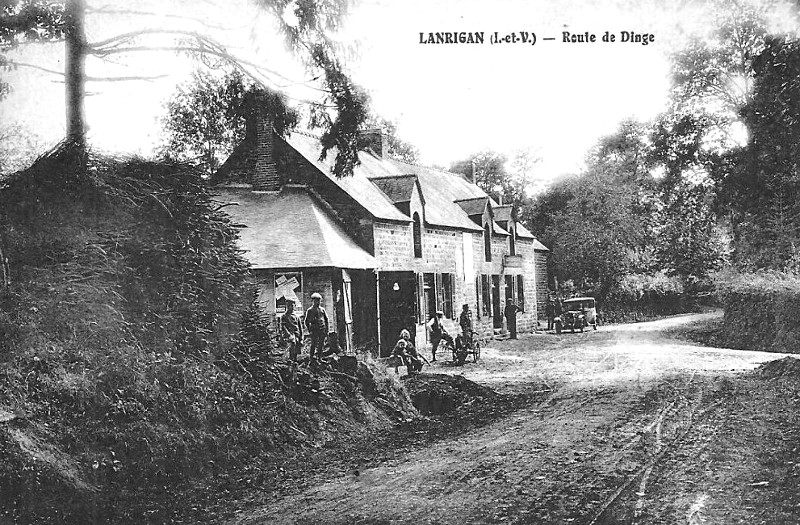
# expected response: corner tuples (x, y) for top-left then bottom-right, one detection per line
(231, 312), (800, 524)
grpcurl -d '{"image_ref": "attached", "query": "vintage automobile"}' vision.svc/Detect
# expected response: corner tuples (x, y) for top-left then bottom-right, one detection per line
(554, 296), (598, 334)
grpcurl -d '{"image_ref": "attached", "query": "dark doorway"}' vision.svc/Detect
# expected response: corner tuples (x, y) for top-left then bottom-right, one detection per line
(350, 270), (377, 349)
(492, 274), (502, 328)
(505, 275), (514, 303)
(378, 271), (417, 356)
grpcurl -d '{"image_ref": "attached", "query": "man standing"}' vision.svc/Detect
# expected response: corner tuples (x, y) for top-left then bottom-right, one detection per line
(427, 310), (453, 362)
(459, 304), (473, 337)
(554, 295), (563, 327)
(304, 292), (329, 360)
(280, 299), (303, 361)
(504, 300), (519, 340)
(546, 296), (555, 331)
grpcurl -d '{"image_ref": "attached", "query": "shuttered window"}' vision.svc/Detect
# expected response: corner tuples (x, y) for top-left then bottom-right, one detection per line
(481, 274), (492, 317)
(442, 273), (454, 319)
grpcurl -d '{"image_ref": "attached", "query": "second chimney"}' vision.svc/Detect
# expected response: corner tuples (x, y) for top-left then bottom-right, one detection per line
(248, 91), (280, 191)
(358, 129), (389, 159)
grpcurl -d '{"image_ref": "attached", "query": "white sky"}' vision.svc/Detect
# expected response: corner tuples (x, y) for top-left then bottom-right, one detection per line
(0, 0), (796, 184)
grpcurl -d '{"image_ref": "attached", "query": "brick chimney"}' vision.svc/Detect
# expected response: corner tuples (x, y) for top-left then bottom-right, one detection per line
(358, 128), (389, 159)
(247, 91), (280, 191)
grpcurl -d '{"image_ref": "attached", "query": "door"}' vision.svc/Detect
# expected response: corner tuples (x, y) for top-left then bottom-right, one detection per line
(492, 274), (502, 328)
(341, 270), (354, 352)
(378, 271), (417, 356)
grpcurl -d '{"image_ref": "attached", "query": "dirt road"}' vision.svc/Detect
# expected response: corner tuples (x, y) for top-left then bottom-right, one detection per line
(231, 312), (800, 524)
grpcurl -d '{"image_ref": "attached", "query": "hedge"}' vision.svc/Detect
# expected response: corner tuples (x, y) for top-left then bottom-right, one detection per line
(716, 270), (800, 353)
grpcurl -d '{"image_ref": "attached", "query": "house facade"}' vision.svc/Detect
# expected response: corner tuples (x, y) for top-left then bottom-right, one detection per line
(214, 92), (549, 356)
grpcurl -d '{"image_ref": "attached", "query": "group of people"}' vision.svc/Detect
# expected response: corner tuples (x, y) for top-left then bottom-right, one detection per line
(391, 303), (476, 375)
(280, 293), (524, 373)
(279, 292), (340, 362)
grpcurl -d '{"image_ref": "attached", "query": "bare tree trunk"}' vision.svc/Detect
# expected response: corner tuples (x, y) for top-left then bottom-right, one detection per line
(65, 0), (87, 150)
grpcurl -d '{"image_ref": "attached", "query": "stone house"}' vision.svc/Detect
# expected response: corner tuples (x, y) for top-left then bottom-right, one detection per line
(214, 93), (549, 356)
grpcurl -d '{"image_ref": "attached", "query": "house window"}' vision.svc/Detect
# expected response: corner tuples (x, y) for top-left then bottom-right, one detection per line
(481, 274), (492, 317)
(424, 273), (436, 320)
(275, 272), (303, 313)
(413, 212), (423, 258)
(441, 273), (454, 318)
(484, 224), (492, 262)
(509, 224), (516, 256)
(516, 275), (525, 313)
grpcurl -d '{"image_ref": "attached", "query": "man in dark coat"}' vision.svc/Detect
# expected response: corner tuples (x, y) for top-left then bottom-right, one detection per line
(546, 297), (555, 331)
(504, 300), (519, 339)
(280, 299), (303, 361)
(304, 292), (329, 360)
(459, 304), (473, 337)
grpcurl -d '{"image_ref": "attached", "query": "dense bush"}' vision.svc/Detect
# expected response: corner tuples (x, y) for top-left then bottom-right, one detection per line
(0, 146), (415, 523)
(716, 270), (800, 353)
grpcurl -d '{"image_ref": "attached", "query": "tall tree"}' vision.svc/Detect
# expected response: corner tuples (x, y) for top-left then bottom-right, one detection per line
(653, 181), (728, 285)
(652, 0), (794, 188)
(160, 69), (298, 176)
(450, 150), (532, 209)
(360, 114), (420, 164)
(0, 0), (368, 176)
(527, 120), (658, 297)
(720, 36), (800, 269)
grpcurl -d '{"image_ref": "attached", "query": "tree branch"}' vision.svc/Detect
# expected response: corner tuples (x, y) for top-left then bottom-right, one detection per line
(89, 44), (334, 107)
(6, 60), (64, 76)
(88, 29), (328, 92)
(85, 6), (242, 31)
(86, 73), (168, 82)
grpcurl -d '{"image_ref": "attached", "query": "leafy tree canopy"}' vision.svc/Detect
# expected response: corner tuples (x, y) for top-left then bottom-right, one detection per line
(0, 0), (369, 177)
(360, 114), (420, 164)
(720, 36), (800, 269)
(160, 69), (298, 176)
(450, 149), (536, 211)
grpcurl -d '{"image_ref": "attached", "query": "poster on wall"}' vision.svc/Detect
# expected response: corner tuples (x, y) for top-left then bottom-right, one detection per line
(275, 272), (302, 314)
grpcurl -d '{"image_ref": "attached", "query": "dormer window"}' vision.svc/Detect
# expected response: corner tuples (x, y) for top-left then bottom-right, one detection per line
(484, 223), (492, 262)
(413, 212), (423, 258)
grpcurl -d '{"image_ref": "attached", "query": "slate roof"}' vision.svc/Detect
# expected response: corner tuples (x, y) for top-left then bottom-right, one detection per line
(214, 186), (376, 269)
(493, 205), (513, 223)
(454, 197), (489, 217)
(516, 223), (536, 241)
(281, 130), (546, 246)
(531, 237), (549, 250)
(284, 132), (410, 223)
(368, 175), (417, 204)
(375, 159), (488, 231)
